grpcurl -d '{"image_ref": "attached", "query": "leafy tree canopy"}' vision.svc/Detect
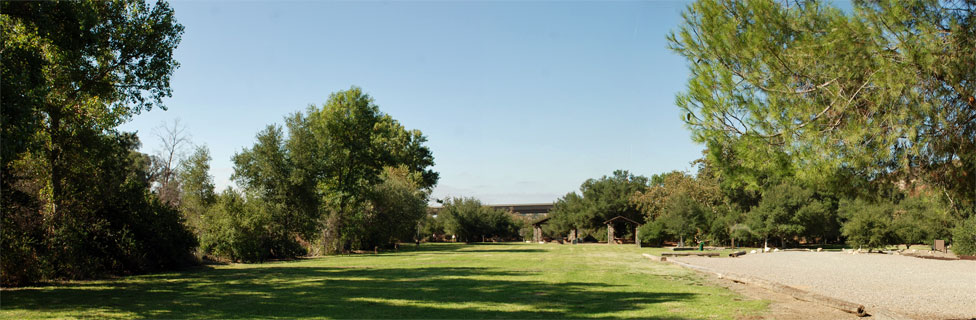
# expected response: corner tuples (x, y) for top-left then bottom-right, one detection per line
(670, 0), (975, 211)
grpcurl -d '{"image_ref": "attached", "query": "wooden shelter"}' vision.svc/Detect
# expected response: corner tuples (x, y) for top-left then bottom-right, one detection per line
(531, 217), (551, 243)
(603, 216), (641, 247)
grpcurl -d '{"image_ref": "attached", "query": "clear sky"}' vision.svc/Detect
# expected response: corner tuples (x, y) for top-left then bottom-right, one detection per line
(119, 0), (704, 205)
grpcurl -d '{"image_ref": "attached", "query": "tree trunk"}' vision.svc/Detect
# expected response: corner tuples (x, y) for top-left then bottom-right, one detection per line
(48, 109), (63, 219)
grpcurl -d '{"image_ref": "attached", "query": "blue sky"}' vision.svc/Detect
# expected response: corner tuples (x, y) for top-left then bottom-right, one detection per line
(120, 0), (704, 204)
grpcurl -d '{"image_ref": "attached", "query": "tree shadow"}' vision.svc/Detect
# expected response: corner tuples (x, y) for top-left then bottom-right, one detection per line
(3, 266), (697, 319)
(374, 243), (548, 256)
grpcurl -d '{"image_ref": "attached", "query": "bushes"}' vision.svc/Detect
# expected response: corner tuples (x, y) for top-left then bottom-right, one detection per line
(839, 199), (896, 251)
(951, 215), (976, 256)
(637, 220), (668, 246)
(1, 133), (197, 286)
(747, 183), (832, 248)
(199, 190), (305, 262)
(351, 166), (430, 249)
(439, 198), (522, 242)
(892, 196), (952, 247)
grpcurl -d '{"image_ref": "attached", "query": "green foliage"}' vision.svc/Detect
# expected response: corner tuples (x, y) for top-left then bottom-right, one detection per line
(544, 192), (584, 237)
(178, 146), (216, 236)
(670, 0), (975, 210)
(637, 219), (668, 246)
(546, 170), (648, 237)
(839, 199), (897, 251)
(950, 215), (976, 256)
(286, 87), (437, 253)
(1, 134), (197, 285)
(419, 213), (445, 241)
(892, 195), (952, 247)
(658, 193), (707, 244)
(229, 125), (317, 258)
(1, 0), (191, 285)
(747, 183), (835, 247)
(439, 198), (521, 242)
(352, 166), (431, 249)
(208, 87), (437, 259)
(631, 161), (755, 247)
(199, 189), (305, 263)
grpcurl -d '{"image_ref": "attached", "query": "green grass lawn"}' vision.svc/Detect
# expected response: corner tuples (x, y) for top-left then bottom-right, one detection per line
(1, 243), (766, 319)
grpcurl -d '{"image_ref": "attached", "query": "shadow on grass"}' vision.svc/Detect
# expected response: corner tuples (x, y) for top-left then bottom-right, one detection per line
(3, 265), (695, 319)
(380, 243), (548, 255)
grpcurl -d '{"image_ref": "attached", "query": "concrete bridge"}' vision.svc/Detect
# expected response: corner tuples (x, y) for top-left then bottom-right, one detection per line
(429, 203), (553, 215)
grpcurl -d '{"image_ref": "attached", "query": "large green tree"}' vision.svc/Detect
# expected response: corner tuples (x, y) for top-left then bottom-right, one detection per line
(746, 182), (835, 248)
(1, 0), (183, 214)
(670, 0), (975, 213)
(1, 0), (192, 285)
(178, 146), (216, 236)
(546, 170), (649, 240)
(221, 87), (438, 258)
(288, 87), (438, 253)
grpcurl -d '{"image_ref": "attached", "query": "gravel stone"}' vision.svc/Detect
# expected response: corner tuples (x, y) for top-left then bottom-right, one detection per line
(673, 251), (976, 319)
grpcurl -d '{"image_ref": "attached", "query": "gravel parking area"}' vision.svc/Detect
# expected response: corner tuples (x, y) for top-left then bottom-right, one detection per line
(673, 252), (976, 319)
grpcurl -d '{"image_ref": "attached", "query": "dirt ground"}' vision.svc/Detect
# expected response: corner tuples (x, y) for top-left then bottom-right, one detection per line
(698, 274), (862, 320)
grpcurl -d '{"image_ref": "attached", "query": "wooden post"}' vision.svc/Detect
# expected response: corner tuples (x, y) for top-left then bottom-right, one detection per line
(636, 225), (641, 248)
(607, 223), (614, 244)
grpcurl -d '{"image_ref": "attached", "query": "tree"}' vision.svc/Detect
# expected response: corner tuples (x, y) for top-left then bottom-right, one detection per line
(1, 0), (183, 216)
(659, 193), (707, 246)
(632, 160), (738, 246)
(218, 87), (438, 258)
(152, 119), (191, 206)
(545, 171), (649, 241)
(228, 125), (314, 259)
(354, 165), (431, 249)
(746, 183), (828, 248)
(545, 192), (585, 238)
(669, 0), (975, 212)
(419, 213), (445, 241)
(891, 195), (952, 248)
(178, 146), (216, 236)
(950, 215), (976, 256)
(839, 199), (897, 251)
(199, 188), (280, 262)
(440, 197), (520, 242)
(1, 1), (191, 285)
(289, 87), (437, 253)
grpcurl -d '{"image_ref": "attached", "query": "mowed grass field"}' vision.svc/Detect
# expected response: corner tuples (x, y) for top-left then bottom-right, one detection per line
(0, 243), (766, 319)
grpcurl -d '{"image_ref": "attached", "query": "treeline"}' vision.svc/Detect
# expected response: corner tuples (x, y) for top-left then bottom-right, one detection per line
(546, 160), (975, 254)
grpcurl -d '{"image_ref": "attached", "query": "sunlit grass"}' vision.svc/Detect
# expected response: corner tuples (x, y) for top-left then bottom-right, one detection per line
(1, 243), (766, 319)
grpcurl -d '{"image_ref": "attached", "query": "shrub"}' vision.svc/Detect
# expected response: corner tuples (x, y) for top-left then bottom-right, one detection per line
(439, 197), (521, 242)
(637, 220), (667, 246)
(200, 189), (305, 262)
(951, 215), (976, 256)
(892, 195), (952, 247)
(839, 199), (896, 251)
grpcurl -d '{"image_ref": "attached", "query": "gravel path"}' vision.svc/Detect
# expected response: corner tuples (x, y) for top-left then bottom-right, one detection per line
(672, 252), (976, 319)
